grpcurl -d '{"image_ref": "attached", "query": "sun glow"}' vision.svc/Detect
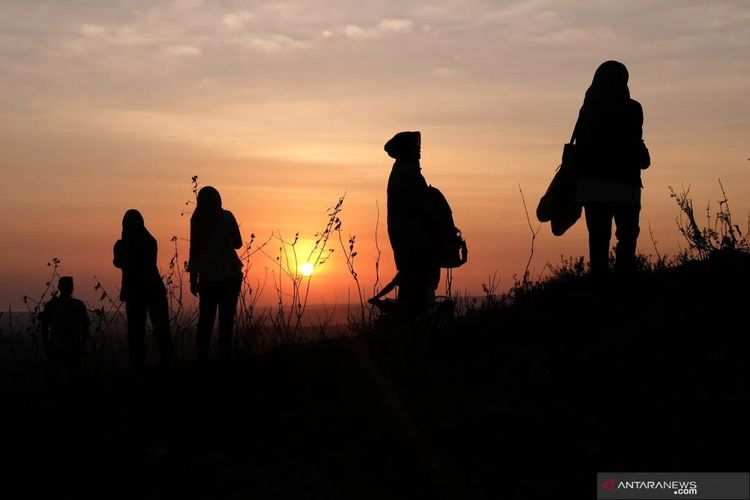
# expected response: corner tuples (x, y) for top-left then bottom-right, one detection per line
(299, 262), (314, 277)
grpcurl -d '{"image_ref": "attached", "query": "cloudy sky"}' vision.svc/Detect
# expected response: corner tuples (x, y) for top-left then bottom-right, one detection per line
(1, 0), (749, 308)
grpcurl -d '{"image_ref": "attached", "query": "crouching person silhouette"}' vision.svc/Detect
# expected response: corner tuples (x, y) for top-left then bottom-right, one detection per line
(382, 131), (441, 319)
(40, 276), (89, 381)
(114, 209), (174, 371)
(188, 186), (243, 361)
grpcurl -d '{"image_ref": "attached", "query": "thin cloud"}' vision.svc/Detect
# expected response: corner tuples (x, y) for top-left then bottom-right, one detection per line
(431, 67), (465, 79)
(531, 26), (617, 44)
(222, 10), (256, 30)
(239, 33), (311, 54)
(482, 0), (555, 22)
(164, 45), (202, 57)
(376, 19), (414, 34)
(76, 23), (152, 47)
(342, 18), (414, 40)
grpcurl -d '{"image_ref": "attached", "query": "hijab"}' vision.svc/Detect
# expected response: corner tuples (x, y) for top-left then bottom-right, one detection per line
(583, 60), (630, 108)
(191, 186), (222, 226)
(122, 209), (154, 243)
(190, 186), (224, 257)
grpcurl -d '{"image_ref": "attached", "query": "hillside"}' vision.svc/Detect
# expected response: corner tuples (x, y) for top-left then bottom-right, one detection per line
(1, 252), (748, 499)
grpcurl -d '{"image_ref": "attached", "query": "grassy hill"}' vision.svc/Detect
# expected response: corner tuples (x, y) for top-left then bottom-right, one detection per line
(1, 249), (748, 499)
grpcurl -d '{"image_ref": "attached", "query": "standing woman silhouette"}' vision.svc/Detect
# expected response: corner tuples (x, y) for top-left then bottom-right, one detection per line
(114, 209), (174, 369)
(189, 186), (243, 361)
(575, 60), (650, 285)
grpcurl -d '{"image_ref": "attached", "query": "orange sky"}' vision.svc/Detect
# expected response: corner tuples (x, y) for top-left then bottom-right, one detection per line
(1, 1), (749, 309)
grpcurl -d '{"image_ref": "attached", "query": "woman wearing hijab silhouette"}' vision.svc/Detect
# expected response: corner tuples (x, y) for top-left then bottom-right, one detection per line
(114, 209), (174, 369)
(188, 186), (243, 361)
(575, 61), (650, 285)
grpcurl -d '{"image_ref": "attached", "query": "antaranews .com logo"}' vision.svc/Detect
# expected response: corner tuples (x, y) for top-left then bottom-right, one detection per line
(599, 478), (697, 495)
(596, 473), (749, 500)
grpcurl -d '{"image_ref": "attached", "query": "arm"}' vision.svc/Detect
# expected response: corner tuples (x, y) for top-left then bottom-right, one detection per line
(228, 211), (242, 250)
(630, 100), (650, 170)
(190, 272), (199, 296)
(148, 234), (158, 269)
(369, 272), (400, 302)
(188, 218), (199, 296)
(113, 240), (124, 269)
(632, 100), (644, 140)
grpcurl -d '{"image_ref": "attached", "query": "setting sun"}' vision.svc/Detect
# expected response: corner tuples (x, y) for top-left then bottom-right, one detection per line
(300, 262), (314, 277)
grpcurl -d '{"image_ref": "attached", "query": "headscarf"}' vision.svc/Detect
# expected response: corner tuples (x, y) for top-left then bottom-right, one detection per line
(192, 186), (222, 225)
(190, 186), (224, 270)
(583, 60), (630, 108)
(121, 209), (149, 240)
(118, 208), (157, 269)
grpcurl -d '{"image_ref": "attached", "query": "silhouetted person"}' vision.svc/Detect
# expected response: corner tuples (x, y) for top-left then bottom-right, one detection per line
(40, 276), (89, 379)
(574, 61), (650, 285)
(114, 209), (174, 370)
(189, 186), (243, 361)
(385, 131), (440, 317)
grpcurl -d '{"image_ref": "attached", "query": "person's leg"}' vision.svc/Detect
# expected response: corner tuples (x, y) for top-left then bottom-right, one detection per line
(397, 267), (418, 319)
(427, 266), (440, 295)
(613, 203), (641, 278)
(421, 265), (439, 310)
(584, 202), (615, 283)
(126, 300), (147, 371)
(196, 282), (219, 361)
(398, 265), (437, 319)
(149, 289), (174, 368)
(217, 277), (241, 360)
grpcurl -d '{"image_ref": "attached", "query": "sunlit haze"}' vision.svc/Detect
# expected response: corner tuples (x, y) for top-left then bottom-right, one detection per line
(1, 0), (749, 309)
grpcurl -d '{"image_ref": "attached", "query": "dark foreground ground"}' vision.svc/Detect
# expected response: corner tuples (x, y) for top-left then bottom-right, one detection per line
(1, 254), (749, 499)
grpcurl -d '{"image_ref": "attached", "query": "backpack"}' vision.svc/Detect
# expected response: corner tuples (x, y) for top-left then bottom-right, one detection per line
(427, 186), (468, 268)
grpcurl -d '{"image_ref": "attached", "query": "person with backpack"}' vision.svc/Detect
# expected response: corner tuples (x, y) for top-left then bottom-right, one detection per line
(113, 209), (174, 370)
(574, 61), (650, 286)
(383, 131), (441, 318)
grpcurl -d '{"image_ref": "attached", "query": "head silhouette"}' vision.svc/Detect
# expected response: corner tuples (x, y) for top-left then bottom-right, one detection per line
(122, 209), (144, 229)
(585, 60), (630, 106)
(192, 186), (223, 227)
(197, 186), (222, 211)
(385, 131), (421, 161)
(122, 208), (144, 236)
(58, 276), (74, 298)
